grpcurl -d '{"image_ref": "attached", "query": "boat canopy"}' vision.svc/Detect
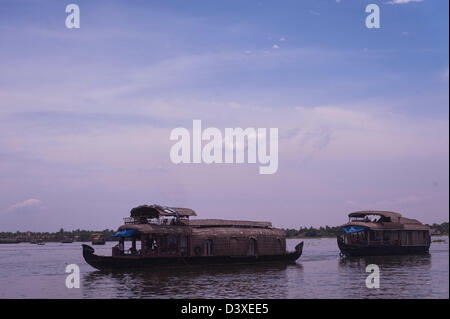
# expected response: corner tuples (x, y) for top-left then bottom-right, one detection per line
(114, 229), (139, 237)
(190, 219), (272, 228)
(342, 225), (369, 234)
(348, 211), (401, 219)
(130, 205), (197, 219)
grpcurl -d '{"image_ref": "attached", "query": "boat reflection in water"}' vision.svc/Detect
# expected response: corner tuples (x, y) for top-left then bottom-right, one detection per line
(337, 253), (433, 298)
(82, 262), (302, 298)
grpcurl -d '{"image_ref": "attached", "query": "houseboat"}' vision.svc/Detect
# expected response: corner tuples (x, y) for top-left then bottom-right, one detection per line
(337, 211), (431, 257)
(0, 238), (20, 244)
(91, 233), (106, 245)
(82, 204), (303, 270)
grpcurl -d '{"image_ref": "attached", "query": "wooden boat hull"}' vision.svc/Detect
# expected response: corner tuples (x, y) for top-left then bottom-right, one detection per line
(337, 238), (430, 257)
(82, 242), (303, 271)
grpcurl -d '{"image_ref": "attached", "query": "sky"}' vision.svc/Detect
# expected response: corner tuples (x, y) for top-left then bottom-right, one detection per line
(0, 0), (448, 231)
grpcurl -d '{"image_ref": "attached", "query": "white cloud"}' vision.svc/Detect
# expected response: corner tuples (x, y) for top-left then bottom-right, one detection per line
(279, 37), (286, 42)
(7, 199), (42, 212)
(272, 44), (280, 49)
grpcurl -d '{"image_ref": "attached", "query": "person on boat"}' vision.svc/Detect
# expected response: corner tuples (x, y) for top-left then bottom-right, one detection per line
(118, 239), (124, 254)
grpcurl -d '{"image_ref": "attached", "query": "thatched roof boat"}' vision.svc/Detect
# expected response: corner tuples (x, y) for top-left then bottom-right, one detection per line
(337, 211), (431, 257)
(91, 233), (106, 245)
(82, 204), (303, 270)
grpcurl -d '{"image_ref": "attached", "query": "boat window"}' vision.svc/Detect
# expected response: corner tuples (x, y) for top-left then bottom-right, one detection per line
(374, 231), (380, 241)
(383, 231), (390, 242)
(144, 235), (158, 254)
(204, 239), (213, 256)
(369, 230), (380, 241)
(407, 231), (413, 245)
(423, 231), (428, 240)
(180, 236), (188, 257)
(248, 238), (257, 256)
(160, 235), (178, 254)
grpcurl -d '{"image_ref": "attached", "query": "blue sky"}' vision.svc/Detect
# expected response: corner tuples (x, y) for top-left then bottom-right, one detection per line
(0, 0), (448, 231)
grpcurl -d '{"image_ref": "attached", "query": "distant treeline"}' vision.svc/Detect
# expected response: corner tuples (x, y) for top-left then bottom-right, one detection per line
(284, 222), (449, 238)
(430, 222), (449, 235)
(0, 228), (117, 242)
(284, 226), (344, 238)
(0, 222), (448, 242)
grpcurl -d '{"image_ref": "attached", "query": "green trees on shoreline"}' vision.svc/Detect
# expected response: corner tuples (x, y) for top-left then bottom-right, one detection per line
(0, 229), (117, 242)
(284, 222), (449, 238)
(284, 226), (344, 238)
(0, 222), (448, 242)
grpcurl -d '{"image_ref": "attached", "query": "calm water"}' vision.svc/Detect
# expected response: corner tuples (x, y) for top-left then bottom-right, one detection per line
(0, 237), (448, 299)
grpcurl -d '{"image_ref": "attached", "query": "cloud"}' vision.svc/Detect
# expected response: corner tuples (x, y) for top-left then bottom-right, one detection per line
(7, 199), (42, 212)
(386, 0), (423, 4)
(272, 44), (280, 49)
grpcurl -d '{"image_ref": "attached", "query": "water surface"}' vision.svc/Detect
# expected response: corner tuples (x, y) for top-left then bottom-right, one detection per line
(0, 237), (448, 298)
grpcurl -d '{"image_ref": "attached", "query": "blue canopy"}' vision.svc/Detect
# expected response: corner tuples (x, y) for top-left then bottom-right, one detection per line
(342, 225), (368, 234)
(114, 229), (138, 237)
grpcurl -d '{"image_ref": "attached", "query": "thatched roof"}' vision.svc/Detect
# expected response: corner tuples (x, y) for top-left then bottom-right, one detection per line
(192, 226), (285, 238)
(130, 205), (197, 218)
(189, 219), (272, 229)
(342, 216), (429, 231)
(399, 217), (430, 230)
(117, 218), (277, 235)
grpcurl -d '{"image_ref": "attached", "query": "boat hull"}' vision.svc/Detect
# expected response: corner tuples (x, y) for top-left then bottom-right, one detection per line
(337, 238), (430, 257)
(82, 243), (303, 271)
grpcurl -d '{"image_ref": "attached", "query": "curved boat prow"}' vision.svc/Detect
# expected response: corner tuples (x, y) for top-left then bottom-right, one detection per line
(82, 244), (95, 256)
(287, 241), (304, 262)
(82, 244), (108, 270)
(295, 241), (304, 253)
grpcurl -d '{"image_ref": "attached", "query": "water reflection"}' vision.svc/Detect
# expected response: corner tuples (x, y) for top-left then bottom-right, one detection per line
(338, 254), (432, 269)
(337, 254), (433, 299)
(82, 263), (302, 298)
(0, 238), (446, 298)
